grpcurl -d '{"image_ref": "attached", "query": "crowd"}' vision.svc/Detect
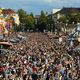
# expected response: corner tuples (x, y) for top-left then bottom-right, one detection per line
(0, 32), (80, 80)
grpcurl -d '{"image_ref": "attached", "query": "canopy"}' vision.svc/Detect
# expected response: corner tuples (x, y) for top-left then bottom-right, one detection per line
(0, 42), (12, 46)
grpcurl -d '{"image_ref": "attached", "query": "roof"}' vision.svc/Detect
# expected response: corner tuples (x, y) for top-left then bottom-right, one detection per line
(60, 7), (80, 14)
(52, 9), (61, 14)
(2, 9), (15, 15)
(54, 7), (80, 15)
(0, 42), (12, 46)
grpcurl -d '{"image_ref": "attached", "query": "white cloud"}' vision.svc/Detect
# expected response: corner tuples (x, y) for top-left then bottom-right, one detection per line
(43, 0), (79, 3)
(27, 0), (55, 3)
(0, 0), (80, 15)
(44, 0), (55, 3)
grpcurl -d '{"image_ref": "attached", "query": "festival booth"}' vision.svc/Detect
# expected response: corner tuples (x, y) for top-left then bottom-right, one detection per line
(0, 41), (12, 54)
(0, 41), (12, 49)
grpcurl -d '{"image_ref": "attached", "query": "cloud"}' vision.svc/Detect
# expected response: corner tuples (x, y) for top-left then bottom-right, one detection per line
(0, 0), (80, 15)
(44, 0), (55, 3)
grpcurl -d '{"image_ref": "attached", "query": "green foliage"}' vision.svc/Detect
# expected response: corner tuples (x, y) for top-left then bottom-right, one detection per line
(38, 11), (47, 31)
(25, 15), (35, 30)
(47, 15), (53, 31)
(58, 14), (80, 24)
(67, 14), (76, 24)
(58, 16), (67, 23)
(17, 9), (27, 24)
(17, 9), (55, 32)
(17, 9), (35, 31)
(30, 12), (34, 18)
(74, 14), (80, 23)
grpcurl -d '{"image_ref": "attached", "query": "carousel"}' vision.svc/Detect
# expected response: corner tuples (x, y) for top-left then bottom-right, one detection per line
(0, 27), (12, 54)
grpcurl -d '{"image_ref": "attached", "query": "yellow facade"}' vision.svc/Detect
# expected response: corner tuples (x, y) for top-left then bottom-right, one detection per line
(0, 9), (2, 14)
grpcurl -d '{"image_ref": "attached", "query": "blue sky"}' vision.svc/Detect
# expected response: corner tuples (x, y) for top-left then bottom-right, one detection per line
(0, 0), (80, 15)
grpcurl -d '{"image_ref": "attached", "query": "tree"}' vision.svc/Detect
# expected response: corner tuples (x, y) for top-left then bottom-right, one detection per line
(17, 9), (27, 24)
(38, 11), (47, 32)
(17, 9), (27, 31)
(58, 14), (80, 24)
(30, 12), (36, 31)
(67, 14), (76, 24)
(58, 16), (67, 23)
(75, 14), (80, 23)
(25, 15), (35, 31)
(30, 12), (34, 18)
(47, 14), (55, 32)
(17, 9), (36, 31)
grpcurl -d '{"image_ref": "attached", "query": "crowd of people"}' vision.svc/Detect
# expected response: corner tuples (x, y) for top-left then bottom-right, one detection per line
(0, 32), (80, 80)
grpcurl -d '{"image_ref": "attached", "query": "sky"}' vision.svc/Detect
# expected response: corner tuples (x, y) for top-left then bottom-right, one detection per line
(0, 0), (80, 15)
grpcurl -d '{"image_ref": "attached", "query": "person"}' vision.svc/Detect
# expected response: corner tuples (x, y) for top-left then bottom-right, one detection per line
(0, 32), (79, 80)
(46, 72), (49, 80)
(23, 74), (27, 80)
(32, 71), (38, 80)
